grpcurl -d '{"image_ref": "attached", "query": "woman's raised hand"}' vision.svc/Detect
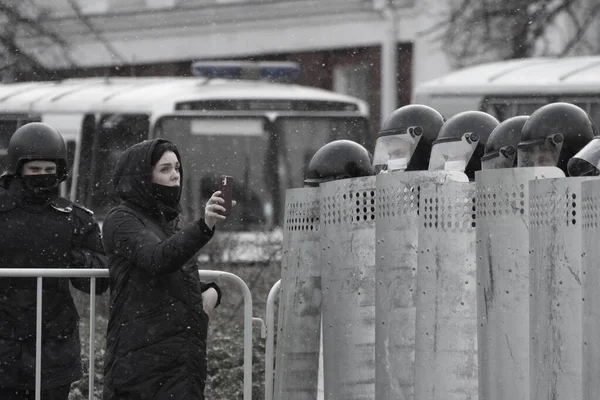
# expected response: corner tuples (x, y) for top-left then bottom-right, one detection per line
(204, 191), (236, 229)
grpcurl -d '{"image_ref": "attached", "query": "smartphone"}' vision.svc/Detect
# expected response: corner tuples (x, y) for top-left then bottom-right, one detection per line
(219, 175), (234, 216)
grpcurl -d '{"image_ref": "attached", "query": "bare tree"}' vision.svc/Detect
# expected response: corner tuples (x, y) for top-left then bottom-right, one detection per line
(0, 0), (74, 82)
(421, 0), (600, 68)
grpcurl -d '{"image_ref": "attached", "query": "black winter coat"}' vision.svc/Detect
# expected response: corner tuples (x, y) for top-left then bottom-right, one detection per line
(102, 139), (219, 400)
(0, 179), (108, 390)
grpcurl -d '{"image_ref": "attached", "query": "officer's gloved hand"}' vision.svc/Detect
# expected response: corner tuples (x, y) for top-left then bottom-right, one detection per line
(202, 288), (219, 315)
(70, 250), (88, 267)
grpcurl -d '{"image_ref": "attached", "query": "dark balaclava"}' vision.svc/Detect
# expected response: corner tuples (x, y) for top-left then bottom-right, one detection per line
(150, 142), (181, 210)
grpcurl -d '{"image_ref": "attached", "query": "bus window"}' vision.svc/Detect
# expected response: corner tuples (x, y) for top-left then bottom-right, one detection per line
(155, 116), (272, 231)
(78, 114), (150, 217)
(515, 102), (544, 116)
(481, 100), (515, 121)
(482, 98), (549, 121)
(0, 120), (14, 171)
(155, 115), (370, 229)
(276, 117), (370, 189)
(274, 117), (369, 223)
(60, 140), (77, 198)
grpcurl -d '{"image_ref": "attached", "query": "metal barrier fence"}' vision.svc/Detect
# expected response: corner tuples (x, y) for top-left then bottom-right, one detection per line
(264, 279), (281, 400)
(0, 268), (261, 400)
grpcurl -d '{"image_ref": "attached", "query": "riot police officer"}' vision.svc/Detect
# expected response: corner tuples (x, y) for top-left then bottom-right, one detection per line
(518, 102), (596, 173)
(0, 123), (108, 400)
(567, 136), (600, 176)
(304, 139), (375, 187)
(481, 116), (529, 169)
(372, 104), (445, 173)
(428, 111), (500, 180)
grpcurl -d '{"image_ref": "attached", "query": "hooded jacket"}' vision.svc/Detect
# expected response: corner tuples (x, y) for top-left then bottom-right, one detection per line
(102, 139), (218, 400)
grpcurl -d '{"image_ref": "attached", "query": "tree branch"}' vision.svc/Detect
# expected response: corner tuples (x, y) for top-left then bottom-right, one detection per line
(427, 0), (600, 68)
(417, 0), (473, 37)
(558, 3), (600, 56)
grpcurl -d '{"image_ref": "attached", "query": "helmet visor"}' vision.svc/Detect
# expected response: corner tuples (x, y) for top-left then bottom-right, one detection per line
(567, 137), (600, 176)
(372, 127), (423, 173)
(517, 134), (563, 168)
(481, 145), (517, 170)
(428, 133), (479, 172)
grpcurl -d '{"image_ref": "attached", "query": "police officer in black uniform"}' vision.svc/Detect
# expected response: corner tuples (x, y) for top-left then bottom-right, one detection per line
(518, 102), (596, 173)
(0, 123), (108, 400)
(568, 136), (600, 176)
(481, 115), (529, 170)
(303, 139), (375, 187)
(428, 110), (500, 180)
(372, 104), (446, 173)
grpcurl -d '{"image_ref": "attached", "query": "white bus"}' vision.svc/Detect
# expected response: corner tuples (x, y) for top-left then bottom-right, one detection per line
(0, 62), (370, 241)
(413, 55), (600, 124)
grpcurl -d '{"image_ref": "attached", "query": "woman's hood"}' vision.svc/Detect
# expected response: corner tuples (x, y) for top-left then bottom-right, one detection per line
(113, 139), (183, 214)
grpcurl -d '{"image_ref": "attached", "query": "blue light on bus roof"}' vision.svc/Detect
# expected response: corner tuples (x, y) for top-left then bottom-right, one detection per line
(191, 61), (300, 81)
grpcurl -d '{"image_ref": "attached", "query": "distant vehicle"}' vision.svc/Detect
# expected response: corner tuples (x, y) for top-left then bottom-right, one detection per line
(413, 56), (600, 124)
(0, 61), (370, 240)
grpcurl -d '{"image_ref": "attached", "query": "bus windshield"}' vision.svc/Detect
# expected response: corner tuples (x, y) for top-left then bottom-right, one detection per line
(77, 114), (150, 217)
(155, 115), (369, 231)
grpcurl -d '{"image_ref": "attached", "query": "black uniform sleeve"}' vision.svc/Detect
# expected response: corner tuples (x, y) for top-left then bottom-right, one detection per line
(105, 209), (214, 276)
(70, 207), (110, 295)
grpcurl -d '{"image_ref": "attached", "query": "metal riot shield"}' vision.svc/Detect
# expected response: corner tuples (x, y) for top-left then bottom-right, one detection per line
(320, 176), (376, 400)
(529, 177), (593, 400)
(274, 187), (322, 400)
(581, 179), (600, 400)
(375, 170), (468, 400)
(475, 167), (564, 400)
(414, 181), (478, 400)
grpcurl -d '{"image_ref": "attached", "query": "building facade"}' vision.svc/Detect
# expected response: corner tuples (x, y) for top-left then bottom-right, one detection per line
(25, 0), (452, 135)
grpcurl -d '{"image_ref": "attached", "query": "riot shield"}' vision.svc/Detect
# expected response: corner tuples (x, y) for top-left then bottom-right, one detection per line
(475, 167), (564, 400)
(375, 170), (468, 400)
(320, 176), (376, 400)
(529, 177), (594, 400)
(581, 179), (600, 400)
(274, 187), (322, 399)
(414, 180), (477, 400)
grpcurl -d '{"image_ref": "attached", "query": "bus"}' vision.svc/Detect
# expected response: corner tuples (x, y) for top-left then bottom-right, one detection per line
(0, 62), (370, 262)
(412, 55), (600, 124)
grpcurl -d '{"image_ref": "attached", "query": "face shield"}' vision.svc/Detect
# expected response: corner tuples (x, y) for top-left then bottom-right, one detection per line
(428, 132), (480, 172)
(372, 126), (423, 173)
(481, 145), (517, 170)
(517, 133), (564, 168)
(567, 137), (600, 176)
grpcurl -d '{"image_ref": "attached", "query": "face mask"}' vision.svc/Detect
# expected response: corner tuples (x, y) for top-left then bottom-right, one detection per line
(517, 133), (563, 168)
(481, 145), (517, 170)
(18, 174), (59, 204)
(153, 183), (180, 208)
(372, 127), (423, 173)
(429, 133), (480, 172)
(22, 174), (59, 193)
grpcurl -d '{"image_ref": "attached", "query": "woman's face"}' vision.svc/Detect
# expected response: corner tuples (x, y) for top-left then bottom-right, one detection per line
(151, 151), (180, 187)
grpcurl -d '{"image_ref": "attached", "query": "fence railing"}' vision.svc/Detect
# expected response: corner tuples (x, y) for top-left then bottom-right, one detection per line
(0, 269), (261, 400)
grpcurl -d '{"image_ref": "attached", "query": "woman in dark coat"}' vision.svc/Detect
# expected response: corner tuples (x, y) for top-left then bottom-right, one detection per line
(102, 139), (227, 400)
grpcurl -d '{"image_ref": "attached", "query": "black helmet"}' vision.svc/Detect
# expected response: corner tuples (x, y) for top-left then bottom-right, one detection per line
(2, 122), (68, 181)
(567, 136), (600, 176)
(372, 104), (445, 172)
(304, 140), (375, 187)
(429, 111), (499, 180)
(518, 102), (596, 173)
(481, 116), (529, 169)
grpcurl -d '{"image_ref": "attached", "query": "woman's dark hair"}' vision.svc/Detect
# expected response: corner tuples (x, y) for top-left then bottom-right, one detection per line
(151, 142), (180, 167)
